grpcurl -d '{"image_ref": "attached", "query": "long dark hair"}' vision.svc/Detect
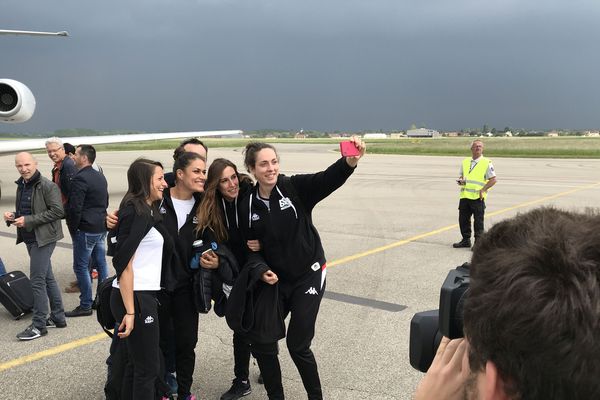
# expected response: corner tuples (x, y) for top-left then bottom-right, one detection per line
(196, 158), (252, 242)
(119, 158), (163, 217)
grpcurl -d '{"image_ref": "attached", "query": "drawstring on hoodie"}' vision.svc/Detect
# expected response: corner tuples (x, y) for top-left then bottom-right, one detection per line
(248, 184), (297, 228)
(222, 196), (239, 229)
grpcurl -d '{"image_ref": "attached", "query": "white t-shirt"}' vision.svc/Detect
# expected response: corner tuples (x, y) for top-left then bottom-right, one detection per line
(171, 197), (196, 231)
(113, 226), (163, 291)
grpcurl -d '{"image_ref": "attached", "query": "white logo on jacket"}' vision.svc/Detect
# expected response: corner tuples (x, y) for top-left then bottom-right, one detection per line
(305, 287), (319, 295)
(144, 316), (154, 324)
(251, 213), (260, 221)
(279, 197), (292, 211)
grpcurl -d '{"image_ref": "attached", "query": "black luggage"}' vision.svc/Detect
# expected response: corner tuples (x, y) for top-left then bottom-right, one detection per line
(0, 271), (34, 319)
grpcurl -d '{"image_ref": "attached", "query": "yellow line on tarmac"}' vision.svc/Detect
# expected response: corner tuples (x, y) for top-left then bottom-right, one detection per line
(328, 180), (600, 267)
(0, 332), (107, 372)
(1, 181), (599, 373)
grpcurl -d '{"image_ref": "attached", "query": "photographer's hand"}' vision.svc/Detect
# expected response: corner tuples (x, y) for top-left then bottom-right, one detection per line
(414, 337), (470, 400)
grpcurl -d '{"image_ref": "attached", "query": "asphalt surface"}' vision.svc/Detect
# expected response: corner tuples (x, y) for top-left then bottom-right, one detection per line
(1, 143), (599, 399)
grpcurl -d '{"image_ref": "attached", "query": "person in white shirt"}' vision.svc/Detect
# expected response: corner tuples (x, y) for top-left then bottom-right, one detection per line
(110, 158), (168, 399)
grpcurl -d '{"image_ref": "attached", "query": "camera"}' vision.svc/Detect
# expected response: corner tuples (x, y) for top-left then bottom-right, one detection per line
(409, 263), (470, 372)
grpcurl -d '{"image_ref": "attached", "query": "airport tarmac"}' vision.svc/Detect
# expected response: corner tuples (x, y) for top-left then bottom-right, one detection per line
(0, 143), (599, 399)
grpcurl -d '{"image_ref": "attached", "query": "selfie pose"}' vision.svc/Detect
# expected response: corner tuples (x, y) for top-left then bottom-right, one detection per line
(239, 138), (365, 400)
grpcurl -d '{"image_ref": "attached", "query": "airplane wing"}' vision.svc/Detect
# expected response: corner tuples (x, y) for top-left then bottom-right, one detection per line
(0, 30), (69, 37)
(0, 130), (243, 155)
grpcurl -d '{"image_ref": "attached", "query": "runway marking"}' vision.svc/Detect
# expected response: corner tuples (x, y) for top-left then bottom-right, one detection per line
(328, 180), (600, 267)
(324, 291), (407, 312)
(0, 180), (598, 374)
(0, 333), (107, 373)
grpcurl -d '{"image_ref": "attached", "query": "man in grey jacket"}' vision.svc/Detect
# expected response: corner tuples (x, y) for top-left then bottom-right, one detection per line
(3, 152), (67, 340)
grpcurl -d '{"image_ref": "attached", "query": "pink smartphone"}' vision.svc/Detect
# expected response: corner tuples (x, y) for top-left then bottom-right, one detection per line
(340, 141), (360, 157)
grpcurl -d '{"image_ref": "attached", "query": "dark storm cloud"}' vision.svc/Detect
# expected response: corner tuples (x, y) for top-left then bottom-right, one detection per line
(1, 0), (599, 133)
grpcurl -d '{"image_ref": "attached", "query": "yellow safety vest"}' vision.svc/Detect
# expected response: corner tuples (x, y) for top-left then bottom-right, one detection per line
(460, 157), (491, 200)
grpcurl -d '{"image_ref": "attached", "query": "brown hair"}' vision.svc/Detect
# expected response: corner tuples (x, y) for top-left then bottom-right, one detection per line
(464, 207), (600, 399)
(195, 158), (251, 242)
(243, 142), (278, 172)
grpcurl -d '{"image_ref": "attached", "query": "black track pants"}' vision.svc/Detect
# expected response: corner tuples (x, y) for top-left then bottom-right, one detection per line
(110, 289), (160, 400)
(252, 265), (326, 400)
(157, 285), (199, 398)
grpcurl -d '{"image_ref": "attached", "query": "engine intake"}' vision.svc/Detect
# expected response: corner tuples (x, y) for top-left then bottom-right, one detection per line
(0, 79), (36, 123)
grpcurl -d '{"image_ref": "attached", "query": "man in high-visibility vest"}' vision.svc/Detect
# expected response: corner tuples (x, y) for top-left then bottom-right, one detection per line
(453, 139), (497, 248)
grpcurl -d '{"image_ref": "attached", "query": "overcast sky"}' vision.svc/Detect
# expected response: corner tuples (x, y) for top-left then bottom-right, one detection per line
(2, 0), (599, 134)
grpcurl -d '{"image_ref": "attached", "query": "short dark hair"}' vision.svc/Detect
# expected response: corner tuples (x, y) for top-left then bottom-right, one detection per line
(63, 142), (76, 156)
(243, 142), (278, 172)
(172, 138), (207, 161)
(77, 144), (96, 164)
(464, 207), (600, 399)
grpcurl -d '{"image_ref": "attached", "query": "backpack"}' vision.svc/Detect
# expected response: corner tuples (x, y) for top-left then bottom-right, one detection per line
(92, 275), (117, 337)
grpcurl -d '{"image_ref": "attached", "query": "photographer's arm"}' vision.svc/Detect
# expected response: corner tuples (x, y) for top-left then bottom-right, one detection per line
(414, 337), (470, 400)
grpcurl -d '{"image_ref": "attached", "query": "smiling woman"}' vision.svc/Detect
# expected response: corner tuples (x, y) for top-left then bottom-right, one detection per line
(109, 157), (169, 398)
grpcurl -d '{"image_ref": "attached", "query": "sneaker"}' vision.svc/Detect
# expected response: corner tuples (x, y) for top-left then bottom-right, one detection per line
(165, 372), (178, 395)
(17, 324), (48, 341)
(46, 318), (67, 328)
(221, 379), (252, 400)
(91, 270), (98, 279)
(452, 240), (471, 248)
(184, 395), (197, 400)
(65, 306), (93, 317)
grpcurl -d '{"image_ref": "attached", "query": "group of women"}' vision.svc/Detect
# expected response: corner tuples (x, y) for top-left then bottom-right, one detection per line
(109, 138), (366, 399)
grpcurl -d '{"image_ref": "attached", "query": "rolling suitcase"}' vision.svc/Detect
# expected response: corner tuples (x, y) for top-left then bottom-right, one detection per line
(0, 271), (34, 319)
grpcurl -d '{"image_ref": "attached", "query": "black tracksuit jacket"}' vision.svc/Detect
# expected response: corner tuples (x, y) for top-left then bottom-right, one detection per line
(240, 157), (355, 283)
(159, 188), (202, 292)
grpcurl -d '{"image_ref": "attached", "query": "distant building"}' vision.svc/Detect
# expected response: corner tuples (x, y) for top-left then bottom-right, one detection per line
(406, 128), (440, 138)
(584, 131), (600, 137)
(547, 132), (559, 137)
(363, 133), (388, 139)
(445, 131), (459, 137)
(390, 132), (405, 139)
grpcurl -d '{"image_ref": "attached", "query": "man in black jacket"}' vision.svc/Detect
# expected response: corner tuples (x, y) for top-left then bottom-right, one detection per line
(66, 145), (109, 317)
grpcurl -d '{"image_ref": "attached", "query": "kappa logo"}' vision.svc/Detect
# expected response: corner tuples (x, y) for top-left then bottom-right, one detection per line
(251, 213), (260, 221)
(159, 206), (167, 214)
(310, 262), (320, 271)
(144, 316), (154, 324)
(305, 287), (319, 295)
(279, 197), (292, 211)
(192, 216), (199, 224)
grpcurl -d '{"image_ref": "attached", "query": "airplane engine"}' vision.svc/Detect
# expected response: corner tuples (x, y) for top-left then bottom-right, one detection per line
(0, 79), (36, 123)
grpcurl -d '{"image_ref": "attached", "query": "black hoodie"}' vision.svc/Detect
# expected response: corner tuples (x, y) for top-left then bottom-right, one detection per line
(240, 157), (355, 282)
(159, 188), (202, 292)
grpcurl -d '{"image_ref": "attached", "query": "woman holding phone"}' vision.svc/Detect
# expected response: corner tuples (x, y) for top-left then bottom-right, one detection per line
(240, 137), (365, 400)
(194, 158), (260, 400)
(110, 158), (169, 399)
